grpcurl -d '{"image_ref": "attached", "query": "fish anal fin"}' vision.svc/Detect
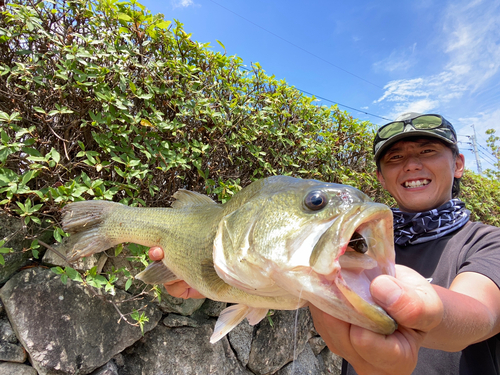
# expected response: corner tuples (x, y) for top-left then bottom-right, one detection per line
(201, 258), (231, 295)
(135, 261), (178, 285)
(246, 307), (268, 326)
(210, 304), (268, 343)
(171, 190), (217, 209)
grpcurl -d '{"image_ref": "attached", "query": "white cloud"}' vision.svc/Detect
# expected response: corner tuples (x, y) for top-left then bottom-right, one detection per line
(374, 0), (500, 126)
(373, 43), (417, 73)
(172, 0), (195, 8)
(442, 0), (500, 91)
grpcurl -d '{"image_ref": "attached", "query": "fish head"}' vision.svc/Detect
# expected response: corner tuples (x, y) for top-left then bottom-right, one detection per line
(213, 176), (396, 334)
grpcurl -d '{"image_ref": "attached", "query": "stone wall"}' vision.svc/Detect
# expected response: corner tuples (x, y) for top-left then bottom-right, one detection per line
(0, 211), (342, 375)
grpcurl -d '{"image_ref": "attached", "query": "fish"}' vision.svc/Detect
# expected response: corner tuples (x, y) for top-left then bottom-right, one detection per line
(61, 176), (397, 343)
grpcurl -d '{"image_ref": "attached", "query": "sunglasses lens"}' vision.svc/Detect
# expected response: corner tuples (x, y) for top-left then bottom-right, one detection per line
(378, 121), (405, 139)
(412, 115), (442, 129)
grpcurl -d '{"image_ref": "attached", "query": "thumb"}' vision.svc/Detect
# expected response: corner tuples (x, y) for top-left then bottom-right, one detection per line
(370, 266), (443, 332)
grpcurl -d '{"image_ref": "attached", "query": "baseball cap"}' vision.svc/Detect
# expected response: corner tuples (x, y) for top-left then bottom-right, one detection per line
(373, 112), (458, 161)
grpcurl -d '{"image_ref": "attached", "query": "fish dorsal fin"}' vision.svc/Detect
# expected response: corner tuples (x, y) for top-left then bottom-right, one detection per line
(210, 304), (268, 343)
(200, 258), (231, 295)
(135, 261), (178, 285)
(171, 190), (217, 208)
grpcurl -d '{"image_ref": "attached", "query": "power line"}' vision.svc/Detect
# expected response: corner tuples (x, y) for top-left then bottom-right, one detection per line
(478, 154), (497, 169)
(478, 143), (497, 159)
(207, 0), (384, 90)
(238, 65), (391, 122)
(295, 88), (392, 122)
(477, 149), (498, 165)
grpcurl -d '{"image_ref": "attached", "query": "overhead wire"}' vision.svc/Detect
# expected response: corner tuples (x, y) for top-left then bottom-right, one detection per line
(206, 0), (496, 158)
(207, 0), (384, 90)
(237, 66), (392, 122)
(477, 149), (498, 165)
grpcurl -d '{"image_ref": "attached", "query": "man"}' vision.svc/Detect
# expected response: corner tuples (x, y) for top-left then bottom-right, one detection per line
(310, 112), (500, 374)
(149, 113), (500, 374)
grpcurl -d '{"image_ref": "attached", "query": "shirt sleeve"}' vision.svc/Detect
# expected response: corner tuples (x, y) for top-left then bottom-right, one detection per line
(457, 223), (500, 289)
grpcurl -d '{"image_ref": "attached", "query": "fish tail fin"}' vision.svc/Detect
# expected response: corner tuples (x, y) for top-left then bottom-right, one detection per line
(210, 304), (268, 344)
(61, 200), (121, 262)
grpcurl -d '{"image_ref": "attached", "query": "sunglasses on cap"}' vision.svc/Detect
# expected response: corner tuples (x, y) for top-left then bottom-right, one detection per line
(376, 114), (455, 140)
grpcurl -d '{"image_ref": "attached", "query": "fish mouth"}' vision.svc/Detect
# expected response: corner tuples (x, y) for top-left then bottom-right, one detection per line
(310, 203), (397, 334)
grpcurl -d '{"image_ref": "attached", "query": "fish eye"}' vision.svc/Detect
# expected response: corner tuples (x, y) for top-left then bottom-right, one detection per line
(304, 190), (328, 211)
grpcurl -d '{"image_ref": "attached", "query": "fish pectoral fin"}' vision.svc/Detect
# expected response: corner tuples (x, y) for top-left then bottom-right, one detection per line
(135, 261), (178, 285)
(210, 304), (268, 343)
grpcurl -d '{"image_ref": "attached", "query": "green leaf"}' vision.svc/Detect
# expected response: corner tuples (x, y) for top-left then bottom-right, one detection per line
(50, 148), (61, 164)
(65, 267), (83, 282)
(115, 244), (124, 257)
(125, 277), (133, 291)
(156, 20), (171, 29)
(117, 12), (132, 21)
(216, 40), (226, 50)
(51, 266), (65, 275)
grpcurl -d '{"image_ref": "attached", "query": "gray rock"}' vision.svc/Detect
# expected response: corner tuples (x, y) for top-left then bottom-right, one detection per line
(275, 343), (322, 375)
(0, 312), (26, 362)
(0, 211), (32, 284)
(157, 285), (205, 315)
(308, 336), (326, 356)
(317, 347), (343, 375)
(228, 318), (254, 366)
(0, 362), (38, 375)
(0, 317), (18, 343)
(0, 340), (28, 362)
(162, 313), (200, 328)
(42, 239), (101, 272)
(112, 353), (124, 367)
(89, 361), (119, 375)
(118, 323), (252, 375)
(248, 308), (315, 375)
(0, 267), (162, 375)
(198, 299), (227, 317)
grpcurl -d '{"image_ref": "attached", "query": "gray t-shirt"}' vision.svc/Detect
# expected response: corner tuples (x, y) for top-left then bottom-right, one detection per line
(343, 221), (500, 375)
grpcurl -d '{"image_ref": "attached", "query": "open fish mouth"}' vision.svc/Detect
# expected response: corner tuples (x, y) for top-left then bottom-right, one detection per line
(309, 203), (397, 334)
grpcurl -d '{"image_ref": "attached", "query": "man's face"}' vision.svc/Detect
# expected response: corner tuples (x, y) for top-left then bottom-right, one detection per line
(376, 139), (465, 213)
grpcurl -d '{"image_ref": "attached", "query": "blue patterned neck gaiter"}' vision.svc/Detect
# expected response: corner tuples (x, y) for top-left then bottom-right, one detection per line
(392, 199), (470, 246)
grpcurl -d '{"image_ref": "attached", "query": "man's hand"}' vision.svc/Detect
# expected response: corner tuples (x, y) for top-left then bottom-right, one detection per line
(310, 265), (443, 375)
(148, 247), (205, 299)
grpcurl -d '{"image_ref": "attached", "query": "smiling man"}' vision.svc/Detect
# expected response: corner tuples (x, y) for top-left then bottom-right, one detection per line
(311, 112), (500, 375)
(149, 112), (500, 375)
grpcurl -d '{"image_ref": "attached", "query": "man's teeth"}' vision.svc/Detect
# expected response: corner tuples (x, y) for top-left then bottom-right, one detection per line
(404, 179), (430, 188)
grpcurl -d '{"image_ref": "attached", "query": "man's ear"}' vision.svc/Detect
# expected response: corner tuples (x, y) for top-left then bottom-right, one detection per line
(454, 154), (465, 178)
(376, 169), (386, 189)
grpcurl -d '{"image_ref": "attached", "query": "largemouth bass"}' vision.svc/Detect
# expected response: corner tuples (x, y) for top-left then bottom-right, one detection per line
(61, 176), (397, 342)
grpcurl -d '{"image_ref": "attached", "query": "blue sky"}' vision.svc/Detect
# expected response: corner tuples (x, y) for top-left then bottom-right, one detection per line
(139, 0), (500, 173)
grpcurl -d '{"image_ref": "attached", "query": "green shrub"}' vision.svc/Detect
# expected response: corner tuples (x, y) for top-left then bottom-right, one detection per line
(0, 0), (498, 279)
(0, 0), (377, 218)
(461, 171), (500, 226)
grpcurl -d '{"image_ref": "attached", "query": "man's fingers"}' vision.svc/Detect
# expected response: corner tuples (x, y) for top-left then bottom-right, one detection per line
(349, 324), (424, 374)
(164, 280), (205, 299)
(371, 265), (443, 332)
(148, 246), (164, 261)
(309, 304), (353, 357)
